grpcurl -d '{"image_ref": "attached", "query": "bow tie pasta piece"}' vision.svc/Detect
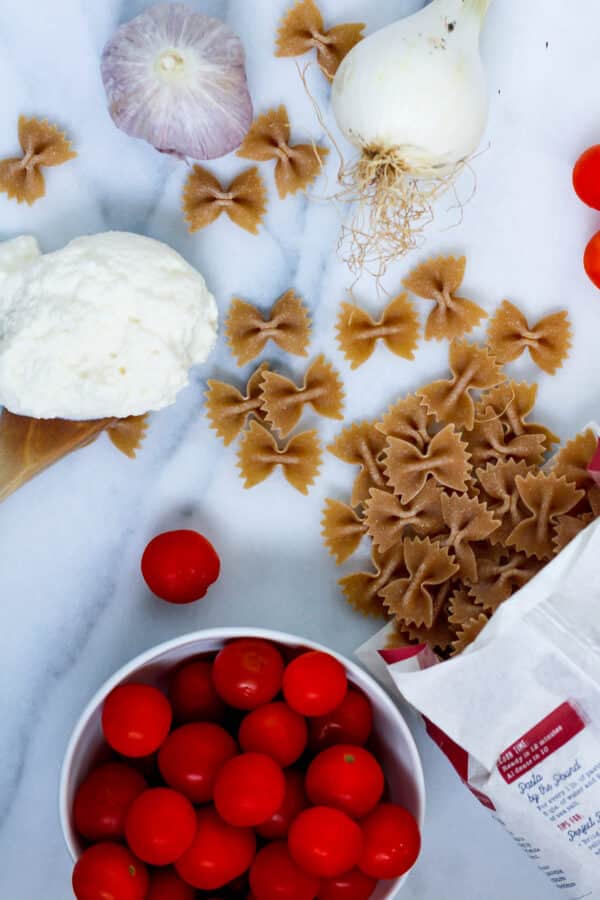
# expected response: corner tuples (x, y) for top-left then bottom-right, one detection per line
(182, 165), (267, 234)
(225, 291), (311, 366)
(507, 472), (584, 559)
(205, 364), (269, 446)
(376, 394), (435, 450)
(328, 422), (389, 507)
(105, 415), (149, 459)
(469, 544), (542, 613)
(381, 537), (458, 629)
(448, 587), (484, 629)
(0, 116), (76, 205)
(335, 294), (420, 369)
(439, 492), (500, 583)
(475, 459), (533, 546)
(553, 513), (594, 555)
(237, 421), (322, 494)
(364, 482), (445, 553)
(402, 255), (487, 341)
(339, 544), (405, 618)
(476, 381), (559, 453)
(237, 105), (328, 199)
(275, 0), (365, 79)
(451, 613), (490, 656)
(260, 356), (344, 437)
(418, 340), (504, 430)
(487, 300), (572, 375)
(468, 411), (546, 469)
(552, 429), (600, 518)
(321, 499), (366, 564)
(383, 423), (472, 503)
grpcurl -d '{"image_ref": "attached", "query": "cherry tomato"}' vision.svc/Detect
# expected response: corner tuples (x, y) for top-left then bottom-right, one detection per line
(158, 722), (238, 803)
(318, 869), (377, 900)
(584, 230), (600, 289)
(102, 683), (172, 758)
(306, 745), (384, 818)
(141, 529), (220, 604)
(288, 807), (363, 878)
(147, 868), (196, 900)
(168, 659), (226, 723)
(573, 145), (600, 210)
(359, 803), (421, 880)
(239, 702), (308, 767)
(175, 807), (256, 891)
(72, 843), (149, 900)
(283, 651), (347, 717)
(256, 769), (308, 840)
(212, 638), (284, 710)
(309, 688), (373, 751)
(250, 842), (319, 900)
(73, 762), (147, 841)
(125, 788), (196, 866)
(214, 752), (286, 827)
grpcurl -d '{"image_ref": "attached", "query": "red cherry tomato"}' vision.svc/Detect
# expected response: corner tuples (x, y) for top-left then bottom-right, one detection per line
(288, 807), (363, 878)
(175, 807), (256, 891)
(239, 702), (308, 767)
(359, 803), (421, 880)
(584, 230), (600, 289)
(212, 638), (284, 710)
(214, 752), (285, 827)
(309, 688), (373, 751)
(168, 659), (226, 723)
(125, 788), (196, 866)
(318, 869), (377, 900)
(141, 530), (220, 604)
(102, 683), (172, 758)
(256, 769), (308, 840)
(306, 745), (384, 818)
(250, 842), (319, 900)
(573, 145), (600, 210)
(147, 868), (196, 900)
(72, 843), (149, 900)
(158, 722), (238, 803)
(73, 762), (147, 841)
(283, 651), (347, 717)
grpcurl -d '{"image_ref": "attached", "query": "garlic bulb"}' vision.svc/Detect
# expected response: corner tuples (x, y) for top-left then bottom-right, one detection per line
(101, 3), (253, 160)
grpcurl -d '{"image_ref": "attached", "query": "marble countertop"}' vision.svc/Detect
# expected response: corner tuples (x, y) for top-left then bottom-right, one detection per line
(1, 0), (600, 897)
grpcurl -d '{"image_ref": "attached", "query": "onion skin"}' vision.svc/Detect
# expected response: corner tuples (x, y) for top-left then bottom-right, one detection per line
(101, 3), (253, 160)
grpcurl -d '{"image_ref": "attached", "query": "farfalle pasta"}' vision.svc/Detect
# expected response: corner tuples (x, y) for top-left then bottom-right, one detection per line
(508, 472), (584, 560)
(237, 105), (328, 199)
(487, 300), (572, 375)
(321, 499), (366, 564)
(225, 291), (311, 366)
(275, 0), (365, 79)
(476, 459), (531, 546)
(467, 412), (546, 469)
(328, 422), (389, 507)
(381, 537), (458, 629)
(205, 364), (269, 446)
(261, 355), (344, 437)
(335, 294), (420, 369)
(182, 165), (267, 234)
(469, 545), (541, 613)
(0, 116), (76, 205)
(439, 492), (499, 582)
(365, 482), (444, 553)
(403, 255), (487, 341)
(476, 381), (559, 453)
(237, 420), (321, 495)
(339, 545), (405, 618)
(383, 424), (472, 502)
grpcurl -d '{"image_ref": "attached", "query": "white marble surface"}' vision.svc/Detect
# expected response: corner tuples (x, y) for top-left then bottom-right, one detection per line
(1, 0), (600, 897)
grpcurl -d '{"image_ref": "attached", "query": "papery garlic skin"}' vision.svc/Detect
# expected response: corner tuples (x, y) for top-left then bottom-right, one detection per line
(0, 232), (218, 420)
(101, 3), (253, 160)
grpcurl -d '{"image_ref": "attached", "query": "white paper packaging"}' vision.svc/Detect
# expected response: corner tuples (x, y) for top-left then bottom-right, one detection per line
(357, 517), (600, 897)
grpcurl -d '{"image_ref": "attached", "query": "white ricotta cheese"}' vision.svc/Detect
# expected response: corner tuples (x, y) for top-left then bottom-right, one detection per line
(0, 231), (218, 419)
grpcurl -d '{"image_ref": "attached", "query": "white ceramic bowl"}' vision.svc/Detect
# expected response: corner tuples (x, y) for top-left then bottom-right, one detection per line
(60, 628), (425, 897)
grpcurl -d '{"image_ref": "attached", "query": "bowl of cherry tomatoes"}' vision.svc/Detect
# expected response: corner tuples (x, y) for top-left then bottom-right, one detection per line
(60, 628), (425, 900)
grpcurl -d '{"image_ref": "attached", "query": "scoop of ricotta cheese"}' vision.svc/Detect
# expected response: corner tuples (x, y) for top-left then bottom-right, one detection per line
(0, 231), (218, 419)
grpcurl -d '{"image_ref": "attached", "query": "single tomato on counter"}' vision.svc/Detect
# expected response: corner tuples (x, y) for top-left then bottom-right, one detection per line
(256, 769), (308, 840)
(584, 230), (600, 290)
(125, 788), (196, 866)
(288, 806), (363, 878)
(306, 745), (384, 818)
(250, 842), (319, 900)
(214, 752), (285, 827)
(212, 638), (284, 710)
(73, 762), (147, 841)
(72, 843), (149, 900)
(158, 722), (238, 803)
(239, 701), (308, 767)
(283, 651), (347, 717)
(175, 807), (256, 891)
(102, 683), (172, 757)
(146, 867), (196, 900)
(168, 659), (226, 723)
(141, 529), (220, 604)
(573, 145), (600, 210)
(359, 803), (421, 880)
(309, 688), (373, 751)
(318, 869), (377, 900)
